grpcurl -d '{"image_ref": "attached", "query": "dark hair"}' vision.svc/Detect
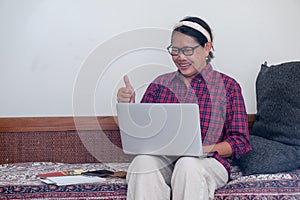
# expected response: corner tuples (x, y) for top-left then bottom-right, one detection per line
(173, 16), (214, 62)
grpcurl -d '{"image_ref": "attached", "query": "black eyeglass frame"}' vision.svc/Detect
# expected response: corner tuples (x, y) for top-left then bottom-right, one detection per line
(166, 44), (202, 56)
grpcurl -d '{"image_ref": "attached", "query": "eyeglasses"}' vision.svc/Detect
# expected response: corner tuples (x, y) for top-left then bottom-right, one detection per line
(167, 44), (201, 56)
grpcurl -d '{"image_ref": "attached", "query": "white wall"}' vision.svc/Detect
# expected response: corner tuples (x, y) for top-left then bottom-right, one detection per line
(0, 0), (299, 117)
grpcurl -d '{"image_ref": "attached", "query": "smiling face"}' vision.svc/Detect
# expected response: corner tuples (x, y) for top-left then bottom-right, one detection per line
(171, 31), (212, 82)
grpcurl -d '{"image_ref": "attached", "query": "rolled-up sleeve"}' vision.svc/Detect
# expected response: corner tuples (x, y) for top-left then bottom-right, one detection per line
(224, 82), (252, 159)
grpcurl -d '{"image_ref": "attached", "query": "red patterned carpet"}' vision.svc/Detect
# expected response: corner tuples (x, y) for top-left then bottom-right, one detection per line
(0, 162), (299, 199)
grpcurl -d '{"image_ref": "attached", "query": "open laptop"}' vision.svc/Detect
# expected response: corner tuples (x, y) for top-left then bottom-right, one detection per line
(116, 103), (203, 157)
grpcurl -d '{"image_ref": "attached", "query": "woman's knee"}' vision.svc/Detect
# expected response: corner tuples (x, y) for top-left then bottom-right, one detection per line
(128, 155), (169, 174)
(174, 157), (203, 172)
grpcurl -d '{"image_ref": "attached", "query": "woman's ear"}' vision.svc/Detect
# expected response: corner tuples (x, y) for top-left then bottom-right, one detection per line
(204, 42), (212, 53)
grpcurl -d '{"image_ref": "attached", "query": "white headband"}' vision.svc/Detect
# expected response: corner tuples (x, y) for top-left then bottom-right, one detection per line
(174, 21), (211, 42)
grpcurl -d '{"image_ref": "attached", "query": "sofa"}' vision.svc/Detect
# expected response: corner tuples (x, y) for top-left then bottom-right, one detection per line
(0, 114), (299, 199)
(1, 61), (300, 199)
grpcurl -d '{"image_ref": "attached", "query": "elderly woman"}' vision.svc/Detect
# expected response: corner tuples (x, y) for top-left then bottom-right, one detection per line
(117, 16), (251, 200)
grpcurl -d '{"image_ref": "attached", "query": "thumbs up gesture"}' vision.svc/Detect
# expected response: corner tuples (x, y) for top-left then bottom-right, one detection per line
(117, 75), (136, 103)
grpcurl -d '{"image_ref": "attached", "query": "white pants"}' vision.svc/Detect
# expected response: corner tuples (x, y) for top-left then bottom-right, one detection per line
(126, 155), (228, 200)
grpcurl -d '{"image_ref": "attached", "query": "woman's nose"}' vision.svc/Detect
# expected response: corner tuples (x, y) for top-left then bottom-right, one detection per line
(177, 52), (186, 60)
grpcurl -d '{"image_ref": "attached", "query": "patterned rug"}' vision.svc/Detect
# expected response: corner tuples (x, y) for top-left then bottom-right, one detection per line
(0, 162), (129, 199)
(215, 168), (300, 199)
(0, 162), (299, 199)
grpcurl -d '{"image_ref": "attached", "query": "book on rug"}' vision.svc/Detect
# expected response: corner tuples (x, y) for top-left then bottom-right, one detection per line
(38, 169), (107, 186)
(40, 175), (106, 186)
(82, 169), (114, 177)
(38, 169), (127, 185)
(38, 169), (84, 178)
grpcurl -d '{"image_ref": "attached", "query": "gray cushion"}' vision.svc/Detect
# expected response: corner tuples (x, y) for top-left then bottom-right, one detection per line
(252, 61), (300, 145)
(237, 61), (300, 175)
(238, 135), (300, 175)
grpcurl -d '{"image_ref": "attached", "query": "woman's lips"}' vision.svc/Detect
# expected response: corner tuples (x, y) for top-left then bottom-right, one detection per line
(178, 63), (191, 70)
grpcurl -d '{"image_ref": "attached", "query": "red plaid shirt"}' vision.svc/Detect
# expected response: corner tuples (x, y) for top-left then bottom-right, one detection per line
(140, 64), (251, 174)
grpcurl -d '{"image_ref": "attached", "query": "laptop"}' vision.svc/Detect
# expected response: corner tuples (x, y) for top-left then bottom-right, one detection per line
(116, 103), (203, 157)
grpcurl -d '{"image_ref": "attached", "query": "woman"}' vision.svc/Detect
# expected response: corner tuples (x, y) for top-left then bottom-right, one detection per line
(117, 16), (251, 200)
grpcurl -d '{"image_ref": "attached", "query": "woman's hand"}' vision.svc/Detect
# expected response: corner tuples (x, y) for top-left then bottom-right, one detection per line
(117, 75), (135, 103)
(203, 141), (233, 158)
